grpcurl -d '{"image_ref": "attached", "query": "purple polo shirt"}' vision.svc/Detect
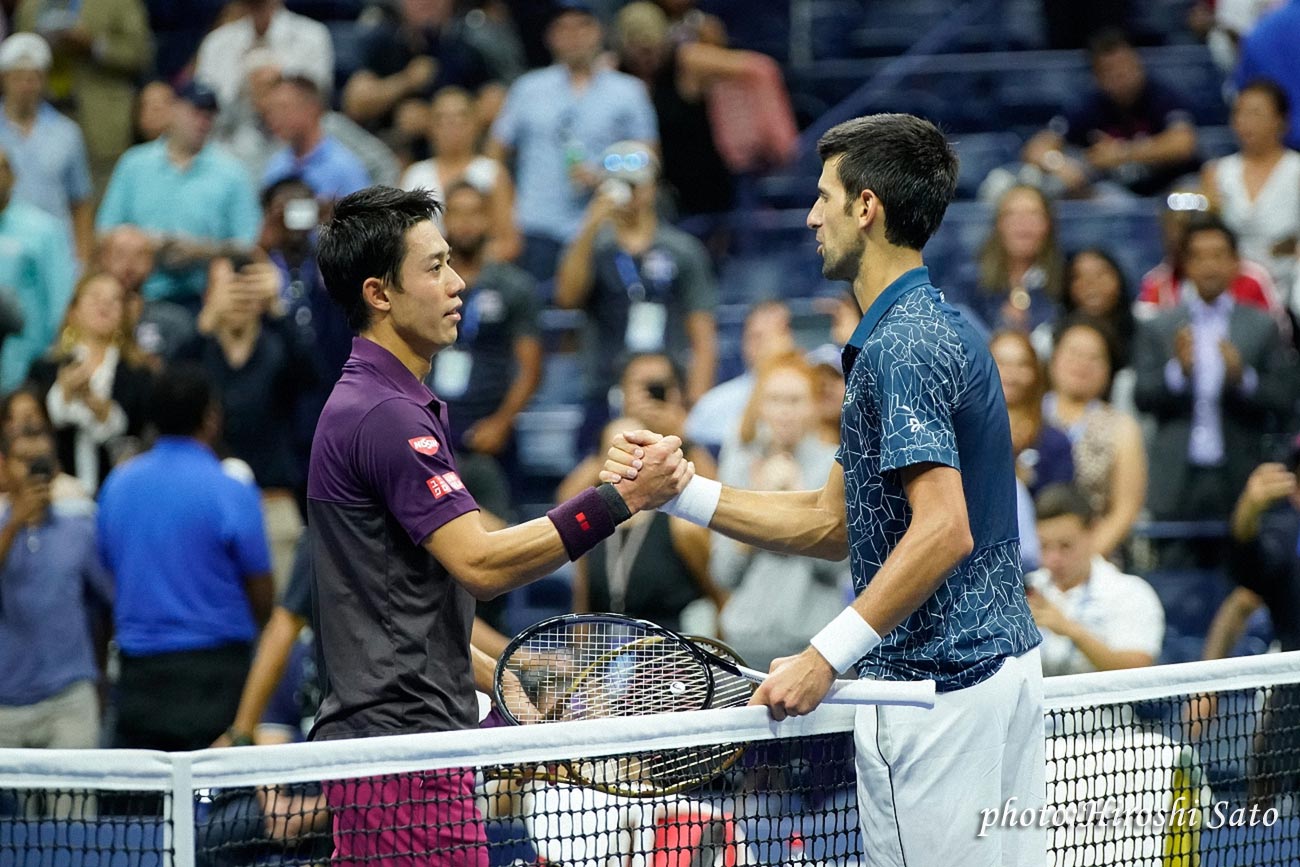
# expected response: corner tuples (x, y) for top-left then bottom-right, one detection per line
(306, 337), (481, 741)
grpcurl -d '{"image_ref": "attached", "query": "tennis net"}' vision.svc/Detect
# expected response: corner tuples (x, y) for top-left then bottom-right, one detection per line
(1, 651), (1297, 867)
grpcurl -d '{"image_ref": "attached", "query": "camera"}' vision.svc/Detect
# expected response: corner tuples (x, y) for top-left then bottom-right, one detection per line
(27, 455), (54, 482)
(284, 198), (320, 232)
(226, 250), (256, 272)
(646, 381), (669, 402)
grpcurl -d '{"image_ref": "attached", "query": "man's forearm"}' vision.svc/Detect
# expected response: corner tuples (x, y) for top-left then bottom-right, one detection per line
(1059, 620), (1152, 671)
(553, 224), (600, 308)
(229, 608), (307, 738)
(708, 487), (846, 560)
(471, 643), (497, 694)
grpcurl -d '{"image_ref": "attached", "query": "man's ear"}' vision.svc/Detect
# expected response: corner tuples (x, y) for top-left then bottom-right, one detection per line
(858, 188), (881, 233)
(361, 276), (392, 316)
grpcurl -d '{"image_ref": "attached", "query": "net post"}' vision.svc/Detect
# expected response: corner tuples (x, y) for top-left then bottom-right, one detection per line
(170, 754), (196, 867)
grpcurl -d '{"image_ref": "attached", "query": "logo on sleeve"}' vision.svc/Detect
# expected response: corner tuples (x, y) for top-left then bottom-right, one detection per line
(409, 436), (440, 456)
(426, 472), (466, 499)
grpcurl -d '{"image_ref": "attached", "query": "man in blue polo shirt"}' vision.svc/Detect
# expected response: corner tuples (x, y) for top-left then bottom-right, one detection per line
(604, 114), (1044, 866)
(261, 75), (370, 200)
(98, 364), (273, 750)
(487, 0), (657, 284)
(96, 81), (261, 306)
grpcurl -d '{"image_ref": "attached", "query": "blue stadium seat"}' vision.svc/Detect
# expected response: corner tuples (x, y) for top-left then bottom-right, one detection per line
(1145, 568), (1235, 641)
(0, 819), (167, 867)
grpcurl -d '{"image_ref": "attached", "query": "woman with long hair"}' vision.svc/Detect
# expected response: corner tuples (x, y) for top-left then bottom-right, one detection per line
(971, 184), (1066, 333)
(27, 272), (153, 492)
(1203, 79), (1300, 294)
(990, 330), (1074, 498)
(711, 353), (850, 668)
(1043, 316), (1147, 559)
(1063, 248), (1136, 369)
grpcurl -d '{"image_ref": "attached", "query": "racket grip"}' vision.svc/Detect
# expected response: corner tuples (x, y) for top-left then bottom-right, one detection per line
(824, 678), (936, 708)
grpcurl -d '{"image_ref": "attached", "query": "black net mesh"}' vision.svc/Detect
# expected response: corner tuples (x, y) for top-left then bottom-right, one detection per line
(0, 790), (172, 867)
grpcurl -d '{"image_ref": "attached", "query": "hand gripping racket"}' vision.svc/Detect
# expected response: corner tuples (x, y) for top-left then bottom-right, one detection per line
(489, 613), (935, 797)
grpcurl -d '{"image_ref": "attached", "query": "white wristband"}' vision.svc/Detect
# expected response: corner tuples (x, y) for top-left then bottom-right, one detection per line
(810, 608), (882, 675)
(657, 475), (721, 527)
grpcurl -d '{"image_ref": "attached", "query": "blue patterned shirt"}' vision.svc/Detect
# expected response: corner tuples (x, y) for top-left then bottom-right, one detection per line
(838, 267), (1040, 691)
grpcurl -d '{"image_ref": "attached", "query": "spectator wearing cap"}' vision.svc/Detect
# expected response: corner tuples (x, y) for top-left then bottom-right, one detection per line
(555, 140), (716, 441)
(488, 2), (658, 283)
(96, 80), (261, 309)
(14, 0), (154, 190)
(0, 33), (94, 262)
(0, 147), (75, 392)
(194, 0), (332, 117)
(261, 75), (370, 200)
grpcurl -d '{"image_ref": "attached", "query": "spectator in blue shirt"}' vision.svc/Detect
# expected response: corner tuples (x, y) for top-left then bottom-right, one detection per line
(0, 147), (76, 392)
(1235, 0), (1300, 150)
(262, 75), (370, 201)
(0, 33), (94, 262)
(96, 81), (261, 308)
(0, 426), (111, 749)
(98, 364), (274, 750)
(487, 0), (658, 284)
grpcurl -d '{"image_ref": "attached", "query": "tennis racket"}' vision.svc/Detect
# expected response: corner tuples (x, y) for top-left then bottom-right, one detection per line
(490, 613), (935, 797)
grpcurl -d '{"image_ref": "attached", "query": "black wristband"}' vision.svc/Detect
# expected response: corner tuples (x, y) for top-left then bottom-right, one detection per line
(547, 484), (629, 561)
(595, 482), (633, 524)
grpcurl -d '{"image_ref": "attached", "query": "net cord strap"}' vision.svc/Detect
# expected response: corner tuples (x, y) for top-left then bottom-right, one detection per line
(2, 651), (1299, 792)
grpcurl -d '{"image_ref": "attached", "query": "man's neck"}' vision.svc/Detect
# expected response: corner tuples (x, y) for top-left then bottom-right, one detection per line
(362, 321), (432, 381)
(566, 61), (595, 86)
(4, 100), (37, 129)
(615, 209), (657, 250)
(1052, 563), (1092, 593)
(850, 243), (924, 314)
(293, 127), (323, 159)
(251, 4), (276, 35)
(166, 137), (201, 167)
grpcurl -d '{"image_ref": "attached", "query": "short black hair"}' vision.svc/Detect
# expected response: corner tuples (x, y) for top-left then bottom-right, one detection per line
(260, 174), (314, 210)
(150, 363), (216, 437)
(1179, 212), (1239, 260)
(621, 351), (684, 391)
(816, 113), (958, 251)
(1240, 78), (1291, 119)
(1035, 483), (1094, 525)
(317, 186), (443, 332)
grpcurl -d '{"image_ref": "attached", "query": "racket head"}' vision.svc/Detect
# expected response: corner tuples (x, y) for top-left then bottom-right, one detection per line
(683, 635), (757, 709)
(493, 613), (716, 726)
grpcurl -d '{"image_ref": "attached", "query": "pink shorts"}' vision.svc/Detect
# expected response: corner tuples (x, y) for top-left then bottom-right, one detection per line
(325, 768), (488, 867)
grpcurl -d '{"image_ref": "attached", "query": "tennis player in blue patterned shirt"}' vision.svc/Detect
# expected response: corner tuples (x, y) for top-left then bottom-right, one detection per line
(603, 114), (1045, 866)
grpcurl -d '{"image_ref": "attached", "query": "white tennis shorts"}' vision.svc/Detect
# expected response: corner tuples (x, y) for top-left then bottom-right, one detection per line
(854, 647), (1046, 867)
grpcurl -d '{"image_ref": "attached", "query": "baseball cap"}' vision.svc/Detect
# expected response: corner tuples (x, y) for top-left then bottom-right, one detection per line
(600, 141), (658, 186)
(551, 0), (598, 22)
(176, 80), (220, 113)
(0, 33), (51, 73)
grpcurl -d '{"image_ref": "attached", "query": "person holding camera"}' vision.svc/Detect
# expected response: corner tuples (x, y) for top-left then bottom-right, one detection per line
(177, 254), (319, 594)
(0, 426), (112, 748)
(555, 140), (718, 447)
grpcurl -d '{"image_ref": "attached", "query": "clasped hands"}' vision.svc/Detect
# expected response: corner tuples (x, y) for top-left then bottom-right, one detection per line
(600, 429), (695, 513)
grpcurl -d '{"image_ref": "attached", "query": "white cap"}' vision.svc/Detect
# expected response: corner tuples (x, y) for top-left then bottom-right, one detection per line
(0, 33), (52, 72)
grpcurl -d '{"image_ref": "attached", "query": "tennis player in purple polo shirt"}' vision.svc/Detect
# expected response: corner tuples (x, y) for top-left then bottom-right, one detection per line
(307, 186), (692, 867)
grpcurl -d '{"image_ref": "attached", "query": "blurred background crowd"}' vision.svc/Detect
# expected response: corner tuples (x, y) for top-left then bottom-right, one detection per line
(0, 0), (1297, 762)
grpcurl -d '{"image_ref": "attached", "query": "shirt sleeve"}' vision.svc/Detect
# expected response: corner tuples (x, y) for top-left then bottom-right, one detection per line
(355, 397), (480, 545)
(624, 80), (660, 145)
(222, 479), (273, 577)
(280, 536), (313, 620)
(1105, 578), (1165, 659)
(506, 272), (541, 340)
(95, 154), (132, 231)
(677, 235), (718, 313)
(226, 166), (263, 245)
(868, 321), (963, 475)
(66, 126), (93, 204)
(489, 79), (523, 149)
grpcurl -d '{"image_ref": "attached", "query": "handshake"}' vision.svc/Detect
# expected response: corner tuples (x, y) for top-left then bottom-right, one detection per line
(598, 429), (696, 514)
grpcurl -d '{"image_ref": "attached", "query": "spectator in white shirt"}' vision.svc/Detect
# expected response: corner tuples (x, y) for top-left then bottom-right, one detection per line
(194, 0), (333, 114)
(1025, 483), (1165, 676)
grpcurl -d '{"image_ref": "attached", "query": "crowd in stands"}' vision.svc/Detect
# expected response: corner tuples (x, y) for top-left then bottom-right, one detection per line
(0, 0), (1296, 789)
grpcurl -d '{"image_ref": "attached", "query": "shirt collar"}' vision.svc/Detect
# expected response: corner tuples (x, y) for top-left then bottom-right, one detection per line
(1185, 287), (1234, 318)
(348, 337), (437, 405)
(153, 435), (217, 456)
(844, 266), (933, 350)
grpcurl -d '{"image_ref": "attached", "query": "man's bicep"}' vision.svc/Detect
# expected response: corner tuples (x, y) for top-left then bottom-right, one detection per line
(900, 462), (969, 529)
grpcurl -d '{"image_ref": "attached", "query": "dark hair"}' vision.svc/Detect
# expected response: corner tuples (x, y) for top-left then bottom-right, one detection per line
(1052, 313), (1120, 396)
(1035, 483), (1094, 525)
(149, 363), (215, 437)
(1239, 78), (1290, 119)
(1178, 212), (1239, 261)
(1064, 247), (1135, 368)
(260, 174), (314, 210)
(1087, 28), (1133, 62)
(0, 384), (50, 433)
(816, 114), (958, 251)
(317, 186), (443, 332)
(620, 352), (684, 391)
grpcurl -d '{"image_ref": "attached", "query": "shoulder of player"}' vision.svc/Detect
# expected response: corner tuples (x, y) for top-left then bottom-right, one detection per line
(862, 302), (964, 361)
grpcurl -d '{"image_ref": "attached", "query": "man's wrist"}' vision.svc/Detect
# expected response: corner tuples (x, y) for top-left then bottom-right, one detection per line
(658, 476), (721, 527)
(810, 608), (882, 675)
(225, 727), (254, 747)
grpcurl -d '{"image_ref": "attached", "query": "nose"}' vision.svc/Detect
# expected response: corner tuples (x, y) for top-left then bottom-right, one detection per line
(448, 267), (467, 297)
(807, 200), (822, 231)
